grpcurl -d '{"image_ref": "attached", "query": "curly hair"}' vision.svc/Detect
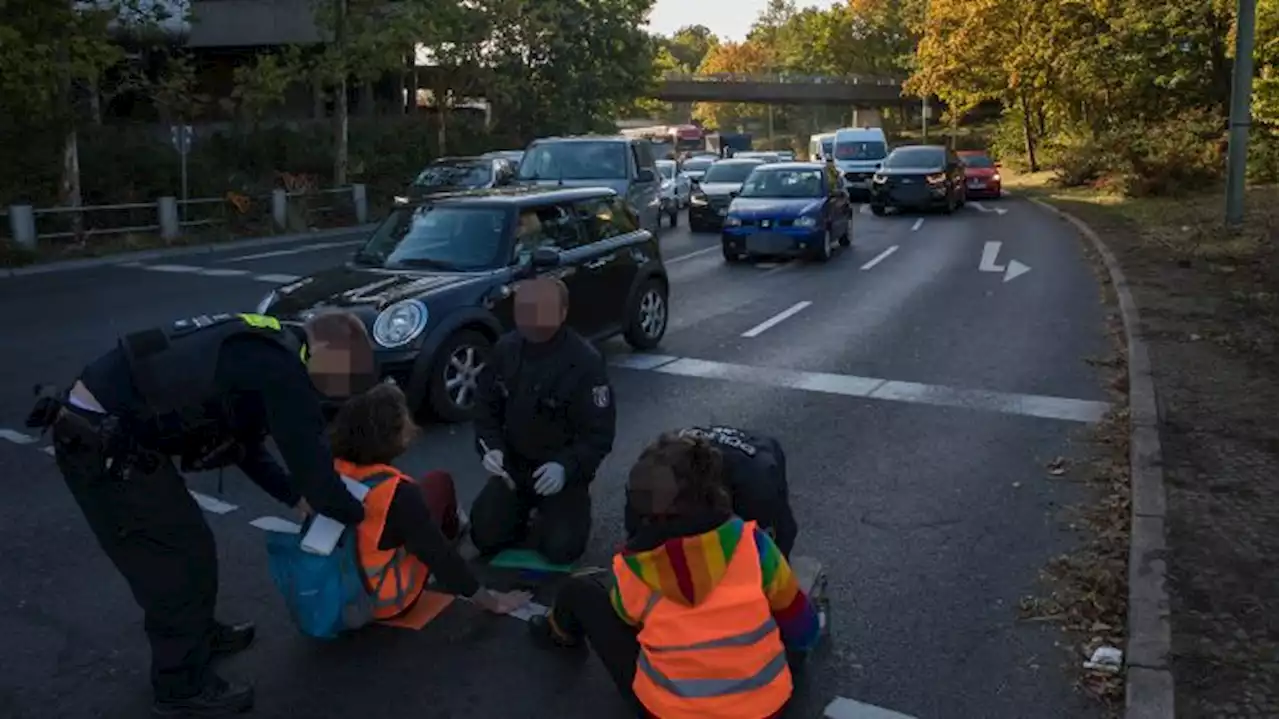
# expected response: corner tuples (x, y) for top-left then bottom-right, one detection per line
(627, 432), (730, 522)
(328, 382), (417, 466)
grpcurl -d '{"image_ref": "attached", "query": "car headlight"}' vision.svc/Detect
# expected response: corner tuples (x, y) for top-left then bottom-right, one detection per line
(372, 299), (428, 348)
(992, 173), (1001, 182)
(691, 192), (708, 206)
(926, 172), (946, 185)
(393, 195), (410, 205)
(724, 216), (742, 227)
(794, 216), (819, 228)
(872, 174), (887, 184)
(255, 290), (277, 314)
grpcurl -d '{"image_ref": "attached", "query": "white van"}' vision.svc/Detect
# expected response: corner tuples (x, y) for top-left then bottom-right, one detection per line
(809, 132), (837, 161)
(832, 127), (889, 196)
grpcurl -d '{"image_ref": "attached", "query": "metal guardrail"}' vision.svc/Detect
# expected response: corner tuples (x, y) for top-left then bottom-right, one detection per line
(661, 72), (903, 86)
(4, 185), (370, 249)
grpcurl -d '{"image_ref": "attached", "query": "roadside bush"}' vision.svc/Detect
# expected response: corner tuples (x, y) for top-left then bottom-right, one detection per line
(1246, 127), (1279, 184)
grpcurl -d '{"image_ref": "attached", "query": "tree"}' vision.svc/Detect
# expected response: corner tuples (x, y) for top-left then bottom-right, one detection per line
(229, 49), (302, 132)
(667, 24), (719, 72)
(1251, 0), (1278, 129)
(692, 40), (773, 130)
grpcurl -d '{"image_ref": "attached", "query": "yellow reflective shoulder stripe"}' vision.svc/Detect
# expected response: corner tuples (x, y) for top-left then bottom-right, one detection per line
(236, 313), (282, 331)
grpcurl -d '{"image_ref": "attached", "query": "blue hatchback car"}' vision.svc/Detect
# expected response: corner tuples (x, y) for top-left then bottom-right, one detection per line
(721, 162), (852, 263)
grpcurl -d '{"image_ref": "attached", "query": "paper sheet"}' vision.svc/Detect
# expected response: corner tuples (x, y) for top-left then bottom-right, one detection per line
(509, 602), (549, 622)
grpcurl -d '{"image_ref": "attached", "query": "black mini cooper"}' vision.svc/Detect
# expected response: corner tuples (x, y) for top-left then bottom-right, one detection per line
(257, 186), (670, 421)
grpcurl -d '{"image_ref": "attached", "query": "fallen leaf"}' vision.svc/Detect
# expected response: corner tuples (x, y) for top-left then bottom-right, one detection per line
(1047, 456), (1069, 476)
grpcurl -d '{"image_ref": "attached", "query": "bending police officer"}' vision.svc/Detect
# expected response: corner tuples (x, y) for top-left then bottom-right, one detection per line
(28, 311), (376, 716)
(470, 277), (616, 565)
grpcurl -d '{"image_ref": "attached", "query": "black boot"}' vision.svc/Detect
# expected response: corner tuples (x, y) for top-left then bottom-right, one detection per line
(152, 675), (254, 717)
(210, 621), (256, 657)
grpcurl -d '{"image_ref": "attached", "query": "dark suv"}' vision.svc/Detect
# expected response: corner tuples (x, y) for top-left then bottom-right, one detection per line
(257, 187), (670, 421)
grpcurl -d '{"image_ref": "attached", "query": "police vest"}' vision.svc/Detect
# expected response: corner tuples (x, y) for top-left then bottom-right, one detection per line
(334, 460), (429, 620)
(612, 521), (793, 718)
(119, 313), (305, 436)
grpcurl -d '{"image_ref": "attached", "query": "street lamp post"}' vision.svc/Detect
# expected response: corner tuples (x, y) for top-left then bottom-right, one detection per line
(1225, 0), (1258, 227)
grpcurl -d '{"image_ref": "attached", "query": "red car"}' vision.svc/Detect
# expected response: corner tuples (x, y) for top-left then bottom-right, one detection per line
(957, 150), (1002, 199)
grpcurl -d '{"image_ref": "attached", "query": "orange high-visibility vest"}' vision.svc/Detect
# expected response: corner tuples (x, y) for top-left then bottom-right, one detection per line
(335, 460), (429, 621)
(612, 520), (792, 719)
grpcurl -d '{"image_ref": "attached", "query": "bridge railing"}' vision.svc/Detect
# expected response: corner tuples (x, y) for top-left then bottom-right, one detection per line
(661, 72), (902, 86)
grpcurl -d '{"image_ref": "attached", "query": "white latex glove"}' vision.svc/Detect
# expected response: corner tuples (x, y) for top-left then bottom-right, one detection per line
(482, 448), (506, 477)
(532, 462), (566, 496)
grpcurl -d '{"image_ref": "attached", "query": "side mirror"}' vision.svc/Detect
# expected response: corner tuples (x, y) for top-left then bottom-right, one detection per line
(531, 247), (561, 268)
(636, 168), (657, 183)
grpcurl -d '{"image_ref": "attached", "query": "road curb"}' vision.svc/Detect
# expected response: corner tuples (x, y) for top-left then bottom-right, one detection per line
(1, 224), (376, 279)
(1029, 198), (1174, 719)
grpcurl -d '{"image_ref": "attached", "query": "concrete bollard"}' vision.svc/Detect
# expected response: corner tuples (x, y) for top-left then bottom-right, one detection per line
(272, 189), (288, 231)
(8, 204), (36, 249)
(352, 183), (368, 224)
(158, 196), (180, 241)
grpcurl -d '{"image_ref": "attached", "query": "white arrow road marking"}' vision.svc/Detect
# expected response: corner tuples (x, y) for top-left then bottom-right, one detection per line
(970, 201), (1008, 215)
(978, 241), (1032, 282)
(825, 697), (920, 719)
(910, 218), (923, 231)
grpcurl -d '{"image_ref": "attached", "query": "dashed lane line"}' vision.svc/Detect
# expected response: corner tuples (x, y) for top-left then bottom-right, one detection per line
(741, 301), (812, 338)
(121, 262), (299, 284)
(860, 246), (898, 271)
(218, 240), (360, 263)
(910, 218), (924, 232)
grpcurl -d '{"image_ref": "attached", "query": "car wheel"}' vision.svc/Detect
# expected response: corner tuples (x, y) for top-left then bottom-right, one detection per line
(838, 222), (852, 247)
(871, 204), (887, 216)
(811, 227), (833, 263)
(722, 242), (744, 263)
(427, 329), (492, 422)
(624, 279), (668, 350)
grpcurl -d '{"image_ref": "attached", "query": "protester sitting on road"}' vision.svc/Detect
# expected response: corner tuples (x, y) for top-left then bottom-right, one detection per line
(328, 383), (531, 618)
(529, 432), (821, 719)
(623, 426), (798, 558)
(470, 277), (616, 565)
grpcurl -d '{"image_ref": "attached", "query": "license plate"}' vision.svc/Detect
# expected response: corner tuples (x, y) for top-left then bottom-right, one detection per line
(968, 180), (984, 188)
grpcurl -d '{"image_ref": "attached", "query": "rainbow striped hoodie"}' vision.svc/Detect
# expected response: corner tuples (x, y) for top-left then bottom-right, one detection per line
(610, 514), (821, 652)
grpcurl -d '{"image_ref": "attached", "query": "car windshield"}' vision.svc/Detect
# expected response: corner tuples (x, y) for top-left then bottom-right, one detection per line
(738, 169), (824, 198)
(702, 162), (760, 184)
(354, 205), (508, 271)
(517, 141), (628, 181)
(960, 154), (995, 168)
(656, 162), (676, 180)
(821, 139), (834, 155)
(884, 147), (945, 169)
(413, 161), (491, 188)
(683, 157), (715, 172)
(833, 140), (887, 161)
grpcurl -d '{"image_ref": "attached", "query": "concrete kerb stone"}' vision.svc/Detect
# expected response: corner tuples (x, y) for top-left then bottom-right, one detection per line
(1, 223), (377, 279)
(1028, 197), (1175, 719)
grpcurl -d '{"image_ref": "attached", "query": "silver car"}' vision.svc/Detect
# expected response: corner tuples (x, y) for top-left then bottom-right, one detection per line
(515, 136), (663, 236)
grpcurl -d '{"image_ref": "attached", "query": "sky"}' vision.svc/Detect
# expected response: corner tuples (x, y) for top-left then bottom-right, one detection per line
(647, 0), (824, 43)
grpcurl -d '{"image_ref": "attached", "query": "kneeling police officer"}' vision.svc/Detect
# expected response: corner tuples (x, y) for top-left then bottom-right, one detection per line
(28, 311), (376, 716)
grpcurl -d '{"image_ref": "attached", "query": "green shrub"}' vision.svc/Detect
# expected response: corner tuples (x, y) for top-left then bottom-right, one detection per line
(1246, 127), (1279, 184)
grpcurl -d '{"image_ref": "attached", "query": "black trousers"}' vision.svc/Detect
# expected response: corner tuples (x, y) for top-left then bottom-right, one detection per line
(549, 575), (644, 715)
(469, 466), (592, 565)
(52, 410), (218, 701)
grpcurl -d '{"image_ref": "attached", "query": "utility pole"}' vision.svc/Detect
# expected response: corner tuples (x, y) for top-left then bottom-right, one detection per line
(921, 96), (929, 141)
(1225, 0), (1257, 227)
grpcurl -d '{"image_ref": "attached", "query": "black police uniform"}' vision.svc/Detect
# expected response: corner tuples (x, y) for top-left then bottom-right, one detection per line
(28, 313), (365, 714)
(625, 426), (798, 557)
(470, 328), (616, 565)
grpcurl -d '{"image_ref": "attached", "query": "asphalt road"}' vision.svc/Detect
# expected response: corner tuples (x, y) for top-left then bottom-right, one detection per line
(0, 199), (1113, 719)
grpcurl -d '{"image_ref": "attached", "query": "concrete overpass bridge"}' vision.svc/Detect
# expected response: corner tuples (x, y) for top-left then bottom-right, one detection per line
(651, 73), (910, 105)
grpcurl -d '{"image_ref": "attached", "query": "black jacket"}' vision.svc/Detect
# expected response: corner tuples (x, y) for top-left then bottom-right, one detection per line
(473, 328), (616, 484)
(80, 331), (364, 525)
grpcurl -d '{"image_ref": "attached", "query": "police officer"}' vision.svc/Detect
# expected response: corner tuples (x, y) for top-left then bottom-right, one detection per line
(624, 426), (799, 557)
(470, 277), (616, 565)
(27, 311), (375, 716)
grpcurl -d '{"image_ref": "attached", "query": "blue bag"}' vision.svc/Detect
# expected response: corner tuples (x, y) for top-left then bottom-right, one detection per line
(265, 525), (374, 640)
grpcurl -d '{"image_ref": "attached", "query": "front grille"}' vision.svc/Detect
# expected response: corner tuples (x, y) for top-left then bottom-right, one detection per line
(845, 172), (873, 182)
(886, 174), (927, 188)
(708, 196), (731, 208)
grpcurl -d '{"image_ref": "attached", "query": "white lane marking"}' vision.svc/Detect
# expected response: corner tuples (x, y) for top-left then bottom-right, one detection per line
(219, 241), (356, 263)
(41, 446), (55, 456)
(250, 516), (302, 533)
(762, 260), (794, 276)
(860, 246), (898, 271)
(910, 218), (923, 232)
(254, 273), (301, 284)
(189, 491), (238, 515)
(825, 697), (919, 719)
(741, 301), (812, 338)
(612, 355), (1111, 423)
(610, 353), (681, 370)
(0, 429), (38, 444)
(978, 241), (1032, 283)
(146, 264), (205, 273)
(859, 203), (872, 216)
(971, 201), (1008, 216)
(667, 245), (721, 264)
(197, 268), (252, 277)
